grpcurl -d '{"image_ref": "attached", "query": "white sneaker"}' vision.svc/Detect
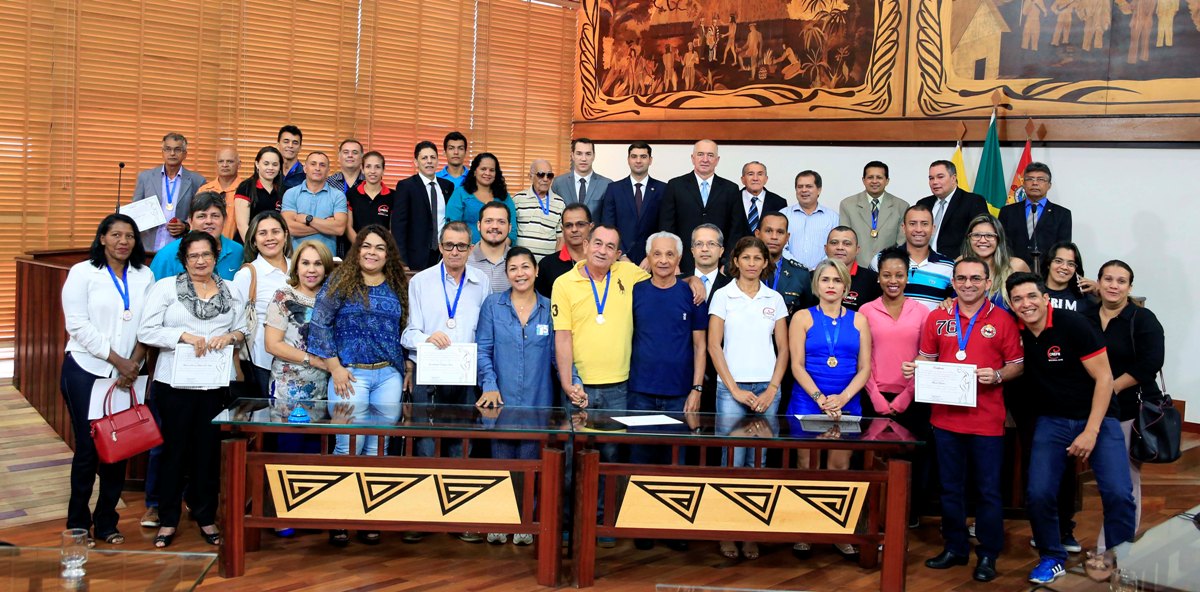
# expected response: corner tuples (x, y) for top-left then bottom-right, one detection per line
(512, 533), (533, 546)
(486, 532), (508, 544)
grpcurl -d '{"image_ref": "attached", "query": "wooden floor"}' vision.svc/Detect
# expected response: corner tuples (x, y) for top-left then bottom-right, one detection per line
(1, 385), (1196, 591)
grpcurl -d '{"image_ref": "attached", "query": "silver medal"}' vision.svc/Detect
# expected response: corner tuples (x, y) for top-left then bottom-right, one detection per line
(955, 350), (967, 361)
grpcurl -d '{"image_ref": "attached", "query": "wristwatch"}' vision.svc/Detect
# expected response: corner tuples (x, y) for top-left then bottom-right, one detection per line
(304, 214), (314, 226)
(994, 369), (1003, 384)
(302, 353), (311, 366)
(691, 385), (703, 393)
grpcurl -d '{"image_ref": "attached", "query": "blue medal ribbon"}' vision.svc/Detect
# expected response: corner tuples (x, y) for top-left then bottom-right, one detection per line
(822, 306), (842, 360)
(441, 263), (466, 323)
(164, 172), (178, 209)
(870, 207), (878, 233)
(106, 263), (131, 315)
(588, 268), (610, 317)
(953, 302), (985, 357)
(536, 191), (550, 216)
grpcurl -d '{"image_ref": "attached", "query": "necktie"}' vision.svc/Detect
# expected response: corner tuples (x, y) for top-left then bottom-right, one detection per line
(634, 182), (644, 215)
(429, 182), (440, 248)
(748, 196), (760, 232)
(700, 180), (710, 206)
(870, 197), (879, 219)
(701, 274), (710, 296)
(1026, 204), (1037, 239)
(578, 178), (587, 206)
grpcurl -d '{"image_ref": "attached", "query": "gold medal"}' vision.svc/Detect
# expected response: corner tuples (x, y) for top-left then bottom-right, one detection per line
(827, 356), (838, 368)
(165, 202), (174, 211)
(871, 229), (878, 238)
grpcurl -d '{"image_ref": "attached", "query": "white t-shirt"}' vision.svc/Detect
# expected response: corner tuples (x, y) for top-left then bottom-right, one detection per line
(708, 281), (787, 383)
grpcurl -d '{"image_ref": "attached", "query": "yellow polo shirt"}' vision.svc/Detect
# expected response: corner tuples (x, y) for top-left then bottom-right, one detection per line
(551, 260), (649, 384)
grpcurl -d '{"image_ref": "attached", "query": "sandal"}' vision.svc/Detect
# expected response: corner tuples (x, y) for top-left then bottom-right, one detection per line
(719, 541), (739, 559)
(154, 529), (176, 549)
(199, 525), (221, 546)
(357, 531), (381, 545)
(329, 529), (350, 547)
(742, 541), (760, 560)
(101, 532), (125, 545)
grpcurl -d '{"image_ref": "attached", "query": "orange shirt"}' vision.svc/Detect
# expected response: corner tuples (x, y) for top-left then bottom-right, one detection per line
(198, 178), (239, 239)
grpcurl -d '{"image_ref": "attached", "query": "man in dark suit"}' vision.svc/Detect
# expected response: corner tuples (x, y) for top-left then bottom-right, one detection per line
(132, 131), (207, 251)
(599, 141), (666, 265)
(732, 161), (787, 239)
(392, 140), (455, 271)
(917, 160), (989, 259)
(658, 139), (741, 274)
(998, 162), (1071, 270)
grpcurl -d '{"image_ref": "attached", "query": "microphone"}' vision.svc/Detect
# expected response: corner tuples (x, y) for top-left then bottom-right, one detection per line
(115, 162), (125, 213)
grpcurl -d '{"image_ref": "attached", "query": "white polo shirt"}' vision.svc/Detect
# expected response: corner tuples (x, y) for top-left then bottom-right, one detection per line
(708, 281), (787, 383)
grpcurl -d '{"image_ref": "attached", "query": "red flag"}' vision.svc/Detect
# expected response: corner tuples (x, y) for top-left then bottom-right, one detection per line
(1007, 139), (1032, 205)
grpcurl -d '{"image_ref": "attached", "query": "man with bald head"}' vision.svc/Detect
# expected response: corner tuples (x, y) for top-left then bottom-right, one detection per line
(197, 147), (240, 240)
(658, 139), (741, 274)
(513, 158), (567, 259)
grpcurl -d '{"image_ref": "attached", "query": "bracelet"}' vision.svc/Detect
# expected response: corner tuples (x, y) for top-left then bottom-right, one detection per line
(994, 369), (1003, 384)
(809, 390), (823, 402)
(768, 383), (780, 390)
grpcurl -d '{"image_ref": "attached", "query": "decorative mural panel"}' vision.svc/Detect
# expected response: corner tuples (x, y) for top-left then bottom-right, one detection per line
(575, 0), (1200, 135)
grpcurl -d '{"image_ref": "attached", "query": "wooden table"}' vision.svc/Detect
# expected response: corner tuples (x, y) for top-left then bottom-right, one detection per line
(214, 400), (569, 586)
(569, 409), (920, 592)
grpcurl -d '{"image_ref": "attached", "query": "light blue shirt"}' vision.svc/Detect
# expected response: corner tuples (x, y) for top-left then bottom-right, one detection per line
(782, 203), (839, 269)
(281, 182), (348, 254)
(437, 166), (469, 189)
(400, 264), (490, 363)
(149, 235), (244, 281)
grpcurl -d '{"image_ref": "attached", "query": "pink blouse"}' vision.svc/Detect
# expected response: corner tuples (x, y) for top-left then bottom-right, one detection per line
(860, 297), (930, 414)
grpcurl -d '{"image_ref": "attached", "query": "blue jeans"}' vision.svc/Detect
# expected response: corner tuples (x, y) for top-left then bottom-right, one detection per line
(933, 427), (1004, 559)
(716, 381), (779, 468)
(1028, 416), (1135, 562)
(627, 391), (688, 465)
(583, 382), (628, 463)
(328, 365), (402, 456)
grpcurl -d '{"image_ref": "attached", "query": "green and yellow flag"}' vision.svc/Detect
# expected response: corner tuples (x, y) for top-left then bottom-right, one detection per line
(974, 110), (1007, 216)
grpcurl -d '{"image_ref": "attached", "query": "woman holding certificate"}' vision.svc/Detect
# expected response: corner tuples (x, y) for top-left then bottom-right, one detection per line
(787, 258), (871, 559)
(708, 237), (789, 560)
(138, 230), (247, 548)
(60, 214), (154, 546)
(232, 210), (293, 397)
(306, 224), (409, 547)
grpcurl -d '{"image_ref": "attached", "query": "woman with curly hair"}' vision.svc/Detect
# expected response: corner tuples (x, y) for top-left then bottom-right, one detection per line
(445, 152), (517, 244)
(307, 224), (409, 546)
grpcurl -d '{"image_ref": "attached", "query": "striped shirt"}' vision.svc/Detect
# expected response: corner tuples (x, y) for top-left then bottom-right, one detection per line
(872, 245), (954, 310)
(512, 188), (565, 259)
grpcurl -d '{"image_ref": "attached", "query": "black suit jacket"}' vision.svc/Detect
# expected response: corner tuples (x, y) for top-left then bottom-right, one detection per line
(730, 188), (787, 238)
(998, 200), (1072, 268)
(599, 176), (667, 263)
(917, 188), (989, 259)
(392, 174), (455, 271)
(658, 173), (741, 274)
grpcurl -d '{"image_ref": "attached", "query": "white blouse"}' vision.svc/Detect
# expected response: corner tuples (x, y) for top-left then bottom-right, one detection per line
(62, 261), (156, 378)
(231, 255), (290, 370)
(137, 276), (247, 388)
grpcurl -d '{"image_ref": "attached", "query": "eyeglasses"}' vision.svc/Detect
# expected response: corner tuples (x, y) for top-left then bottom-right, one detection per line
(953, 275), (987, 284)
(1050, 257), (1078, 269)
(186, 252), (215, 262)
(440, 242), (470, 252)
(1023, 176), (1050, 184)
(562, 222), (591, 230)
(534, 172), (554, 179)
(162, 146), (185, 154)
(968, 232), (998, 241)
(692, 240), (721, 249)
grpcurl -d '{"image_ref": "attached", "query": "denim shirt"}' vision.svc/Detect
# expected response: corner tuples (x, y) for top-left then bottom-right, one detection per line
(476, 289), (578, 407)
(308, 281), (407, 370)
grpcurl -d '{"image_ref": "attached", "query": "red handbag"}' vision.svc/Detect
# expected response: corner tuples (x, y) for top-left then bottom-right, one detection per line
(90, 381), (163, 464)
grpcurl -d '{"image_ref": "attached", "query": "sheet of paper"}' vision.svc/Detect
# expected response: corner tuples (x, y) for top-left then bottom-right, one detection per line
(796, 415), (863, 434)
(610, 414), (683, 427)
(120, 198), (167, 232)
(416, 342), (477, 386)
(88, 376), (149, 420)
(170, 345), (234, 389)
(914, 360), (978, 407)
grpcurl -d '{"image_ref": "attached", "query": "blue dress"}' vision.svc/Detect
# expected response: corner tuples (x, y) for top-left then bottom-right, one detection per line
(788, 306), (863, 416)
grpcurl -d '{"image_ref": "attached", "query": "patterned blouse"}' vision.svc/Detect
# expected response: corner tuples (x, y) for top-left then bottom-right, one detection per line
(307, 281), (407, 369)
(265, 285), (329, 401)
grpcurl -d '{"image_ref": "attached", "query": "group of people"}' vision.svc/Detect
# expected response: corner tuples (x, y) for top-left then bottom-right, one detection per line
(60, 130), (1164, 586)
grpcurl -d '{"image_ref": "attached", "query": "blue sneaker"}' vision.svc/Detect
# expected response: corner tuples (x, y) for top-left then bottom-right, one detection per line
(1028, 558), (1065, 584)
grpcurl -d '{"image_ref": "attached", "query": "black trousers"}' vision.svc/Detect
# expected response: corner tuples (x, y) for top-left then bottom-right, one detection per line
(153, 381), (226, 529)
(865, 393), (933, 518)
(60, 354), (128, 536)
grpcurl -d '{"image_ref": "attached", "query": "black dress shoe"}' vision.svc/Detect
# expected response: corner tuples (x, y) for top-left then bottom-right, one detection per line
(664, 539), (689, 552)
(634, 538), (654, 550)
(973, 556), (997, 582)
(925, 550), (969, 569)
